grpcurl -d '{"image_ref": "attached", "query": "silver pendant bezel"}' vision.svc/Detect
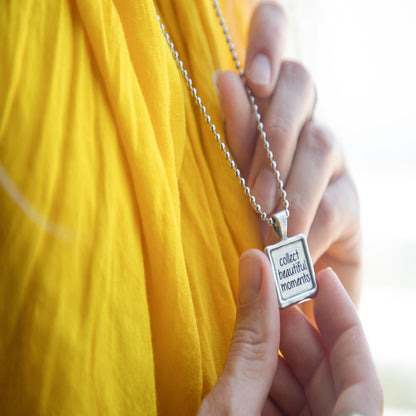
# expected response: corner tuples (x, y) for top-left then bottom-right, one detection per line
(265, 234), (317, 309)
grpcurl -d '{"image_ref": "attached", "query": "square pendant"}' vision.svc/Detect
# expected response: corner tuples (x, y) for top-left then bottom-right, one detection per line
(265, 234), (317, 309)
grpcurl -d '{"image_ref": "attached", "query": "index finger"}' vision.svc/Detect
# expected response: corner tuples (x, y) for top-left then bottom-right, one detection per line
(314, 269), (384, 415)
(245, 1), (287, 98)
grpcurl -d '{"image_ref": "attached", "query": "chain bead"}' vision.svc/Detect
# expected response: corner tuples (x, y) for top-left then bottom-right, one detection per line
(156, 0), (290, 226)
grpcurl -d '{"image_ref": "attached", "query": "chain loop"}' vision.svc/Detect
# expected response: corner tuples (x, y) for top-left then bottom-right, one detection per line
(156, 2), (290, 228)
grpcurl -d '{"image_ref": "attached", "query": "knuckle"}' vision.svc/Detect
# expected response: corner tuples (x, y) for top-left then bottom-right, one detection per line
(306, 123), (336, 157)
(346, 172), (360, 204)
(231, 333), (268, 363)
(250, 1), (287, 56)
(281, 60), (312, 87)
(318, 191), (337, 230)
(341, 172), (361, 229)
(256, 2), (287, 28)
(231, 311), (270, 362)
(267, 117), (293, 151)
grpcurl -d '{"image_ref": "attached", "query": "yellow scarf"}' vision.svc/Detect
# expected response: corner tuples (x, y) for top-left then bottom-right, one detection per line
(0, 0), (261, 414)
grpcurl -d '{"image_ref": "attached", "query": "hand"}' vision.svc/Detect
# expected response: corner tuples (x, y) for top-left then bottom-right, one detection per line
(198, 250), (383, 415)
(214, 2), (362, 305)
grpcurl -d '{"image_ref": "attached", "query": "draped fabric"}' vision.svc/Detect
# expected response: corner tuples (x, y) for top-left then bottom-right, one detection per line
(0, 0), (262, 414)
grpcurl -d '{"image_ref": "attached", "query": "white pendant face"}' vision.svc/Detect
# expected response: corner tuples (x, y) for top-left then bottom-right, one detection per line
(265, 234), (317, 309)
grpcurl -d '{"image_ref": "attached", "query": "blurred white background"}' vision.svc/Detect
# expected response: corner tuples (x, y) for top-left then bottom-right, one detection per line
(284, 0), (416, 413)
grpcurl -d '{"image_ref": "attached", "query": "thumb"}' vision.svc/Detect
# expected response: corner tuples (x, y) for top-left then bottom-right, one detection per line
(199, 249), (280, 415)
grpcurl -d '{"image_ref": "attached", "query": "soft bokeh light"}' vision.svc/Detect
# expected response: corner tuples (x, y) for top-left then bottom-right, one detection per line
(303, 0), (416, 413)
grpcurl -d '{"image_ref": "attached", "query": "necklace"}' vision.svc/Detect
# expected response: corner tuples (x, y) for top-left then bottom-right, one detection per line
(156, 1), (317, 308)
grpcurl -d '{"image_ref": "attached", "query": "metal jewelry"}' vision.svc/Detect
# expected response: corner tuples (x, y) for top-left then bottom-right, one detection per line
(156, 0), (317, 308)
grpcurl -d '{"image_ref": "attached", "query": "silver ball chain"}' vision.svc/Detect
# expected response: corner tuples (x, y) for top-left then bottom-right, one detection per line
(156, 0), (290, 228)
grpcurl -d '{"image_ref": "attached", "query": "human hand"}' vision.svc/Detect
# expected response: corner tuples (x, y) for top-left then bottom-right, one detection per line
(214, 2), (362, 304)
(198, 249), (383, 415)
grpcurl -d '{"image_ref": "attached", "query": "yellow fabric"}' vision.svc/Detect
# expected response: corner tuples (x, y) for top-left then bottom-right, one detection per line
(0, 0), (260, 414)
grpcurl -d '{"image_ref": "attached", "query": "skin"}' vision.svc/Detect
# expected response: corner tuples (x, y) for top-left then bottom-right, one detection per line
(198, 2), (382, 414)
(197, 250), (383, 415)
(215, 2), (362, 306)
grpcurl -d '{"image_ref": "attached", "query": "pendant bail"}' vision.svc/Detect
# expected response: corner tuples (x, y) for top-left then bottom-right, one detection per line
(271, 211), (288, 241)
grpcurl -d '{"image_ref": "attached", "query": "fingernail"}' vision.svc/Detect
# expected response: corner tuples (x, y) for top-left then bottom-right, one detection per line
(212, 69), (222, 99)
(246, 53), (271, 86)
(253, 168), (277, 214)
(239, 253), (262, 305)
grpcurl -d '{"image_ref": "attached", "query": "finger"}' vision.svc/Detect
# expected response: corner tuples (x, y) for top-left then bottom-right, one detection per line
(279, 306), (336, 416)
(269, 355), (307, 415)
(199, 249), (280, 416)
(282, 122), (344, 239)
(308, 172), (362, 304)
(307, 172), (359, 262)
(249, 61), (315, 215)
(314, 269), (384, 416)
(245, 2), (287, 98)
(214, 70), (257, 177)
